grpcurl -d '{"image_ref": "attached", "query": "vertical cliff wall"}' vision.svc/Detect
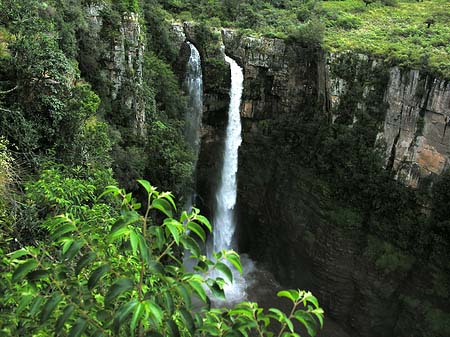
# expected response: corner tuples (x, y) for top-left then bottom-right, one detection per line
(172, 25), (450, 337)
(84, 4), (146, 136)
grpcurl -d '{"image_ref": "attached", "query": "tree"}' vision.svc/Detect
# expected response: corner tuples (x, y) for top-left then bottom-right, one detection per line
(0, 179), (324, 336)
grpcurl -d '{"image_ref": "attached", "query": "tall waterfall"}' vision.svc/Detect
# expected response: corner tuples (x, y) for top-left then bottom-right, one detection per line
(184, 42), (204, 162)
(184, 42), (203, 210)
(210, 54), (247, 302)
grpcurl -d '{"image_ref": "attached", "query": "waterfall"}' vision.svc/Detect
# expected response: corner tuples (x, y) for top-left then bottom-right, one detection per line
(184, 42), (203, 209)
(184, 42), (204, 163)
(210, 54), (248, 303)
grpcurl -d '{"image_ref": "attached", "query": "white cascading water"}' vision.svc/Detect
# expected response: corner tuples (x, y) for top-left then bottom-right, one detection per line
(184, 42), (203, 211)
(210, 54), (250, 303)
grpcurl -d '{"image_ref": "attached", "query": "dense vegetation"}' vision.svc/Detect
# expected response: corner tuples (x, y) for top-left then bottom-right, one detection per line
(1, 0), (449, 336)
(162, 0), (450, 78)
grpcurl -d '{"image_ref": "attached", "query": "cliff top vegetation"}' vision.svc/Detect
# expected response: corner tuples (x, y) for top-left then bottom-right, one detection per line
(165, 0), (450, 78)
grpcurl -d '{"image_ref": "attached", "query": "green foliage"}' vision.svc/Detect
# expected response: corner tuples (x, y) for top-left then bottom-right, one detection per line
(0, 180), (324, 336)
(366, 235), (415, 274)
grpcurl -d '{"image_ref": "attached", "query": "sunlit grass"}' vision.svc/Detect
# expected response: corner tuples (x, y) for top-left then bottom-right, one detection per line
(323, 0), (450, 78)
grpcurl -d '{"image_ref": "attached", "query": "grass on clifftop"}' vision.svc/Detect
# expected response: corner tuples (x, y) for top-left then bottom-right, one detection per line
(322, 0), (450, 78)
(165, 0), (450, 79)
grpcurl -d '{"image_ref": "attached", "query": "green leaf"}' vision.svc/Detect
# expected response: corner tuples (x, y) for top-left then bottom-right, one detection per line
(304, 292), (319, 309)
(188, 279), (207, 303)
(208, 280), (225, 301)
(130, 230), (139, 255)
(113, 299), (138, 333)
(130, 302), (144, 337)
(179, 308), (195, 334)
(27, 269), (51, 282)
(224, 251), (242, 274)
(293, 311), (318, 337)
(51, 223), (77, 240)
(195, 215), (212, 232)
(17, 294), (34, 315)
(12, 259), (38, 283)
(29, 296), (44, 317)
(187, 222), (206, 242)
(152, 198), (173, 218)
(98, 185), (121, 199)
(105, 279), (134, 305)
(176, 284), (191, 307)
(180, 236), (201, 257)
(145, 300), (163, 324)
(68, 318), (87, 337)
(167, 319), (180, 337)
(138, 235), (151, 265)
(75, 252), (97, 276)
(215, 262), (233, 283)
(137, 180), (155, 195)
(88, 264), (110, 290)
(153, 226), (165, 251)
(55, 304), (75, 331)
(40, 293), (62, 323)
(63, 239), (84, 261)
(8, 248), (30, 260)
(277, 290), (298, 302)
(162, 292), (174, 315)
(164, 218), (181, 245)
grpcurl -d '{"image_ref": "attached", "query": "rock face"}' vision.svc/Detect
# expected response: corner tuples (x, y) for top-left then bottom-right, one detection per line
(85, 4), (146, 136)
(327, 53), (450, 187)
(172, 26), (450, 337)
(380, 68), (450, 187)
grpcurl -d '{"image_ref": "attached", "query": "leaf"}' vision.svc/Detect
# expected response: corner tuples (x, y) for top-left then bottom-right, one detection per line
(176, 284), (191, 307)
(277, 290), (298, 302)
(98, 185), (121, 199)
(208, 280), (225, 301)
(55, 304), (74, 331)
(164, 218), (181, 245)
(152, 198), (173, 218)
(130, 230), (139, 255)
(180, 236), (201, 257)
(12, 259), (38, 283)
(75, 252), (97, 276)
(63, 239), (85, 261)
(68, 318), (87, 337)
(179, 308), (195, 334)
(137, 179), (155, 195)
(304, 292), (319, 309)
(215, 262), (233, 283)
(27, 269), (51, 282)
(145, 300), (163, 324)
(105, 279), (134, 305)
(88, 264), (110, 290)
(130, 302), (144, 336)
(167, 319), (180, 337)
(138, 235), (151, 265)
(51, 223), (77, 240)
(153, 226), (165, 251)
(113, 299), (138, 333)
(8, 248), (30, 260)
(188, 279), (207, 303)
(195, 215), (212, 232)
(224, 251), (242, 274)
(40, 293), (62, 323)
(187, 222), (206, 242)
(162, 292), (174, 315)
(29, 296), (44, 317)
(293, 311), (318, 337)
(17, 294), (34, 315)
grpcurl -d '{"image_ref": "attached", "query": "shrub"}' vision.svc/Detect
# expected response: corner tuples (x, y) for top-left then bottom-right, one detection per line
(0, 180), (324, 336)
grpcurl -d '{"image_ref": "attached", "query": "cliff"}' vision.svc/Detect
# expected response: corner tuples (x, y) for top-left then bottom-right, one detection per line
(172, 25), (450, 337)
(84, 4), (146, 136)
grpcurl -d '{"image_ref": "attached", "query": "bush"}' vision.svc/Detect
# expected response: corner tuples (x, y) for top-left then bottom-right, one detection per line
(0, 180), (324, 336)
